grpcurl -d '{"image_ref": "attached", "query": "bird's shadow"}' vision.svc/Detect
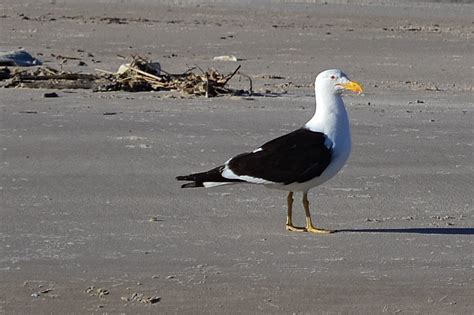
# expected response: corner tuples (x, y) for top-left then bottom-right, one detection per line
(335, 227), (474, 235)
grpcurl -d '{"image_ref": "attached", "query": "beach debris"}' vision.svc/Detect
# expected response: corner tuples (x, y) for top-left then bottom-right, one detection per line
(19, 110), (38, 114)
(85, 286), (95, 295)
(121, 292), (161, 304)
(85, 286), (110, 298)
(144, 296), (161, 304)
(30, 288), (54, 298)
(431, 215), (455, 221)
(383, 24), (442, 33)
(2, 55), (251, 97)
(0, 49), (42, 67)
(260, 74), (285, 80)
(0, 67), (10, 80)
(97, 288), (110, 297)
(44, 92), (58, 98)
(213, 55), (238, 62)
(39, 288), (53, 294)
(95, 55), (248, 96)
(23, 281), (56, 298)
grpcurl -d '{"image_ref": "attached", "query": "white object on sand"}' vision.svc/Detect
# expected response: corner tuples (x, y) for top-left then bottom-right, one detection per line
(213, 55), (238, 62)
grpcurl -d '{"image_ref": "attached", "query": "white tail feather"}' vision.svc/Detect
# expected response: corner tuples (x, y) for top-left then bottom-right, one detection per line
(202, 182), (234, 188)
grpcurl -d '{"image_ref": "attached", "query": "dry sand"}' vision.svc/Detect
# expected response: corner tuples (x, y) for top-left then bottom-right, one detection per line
(0, 0), (473, 313)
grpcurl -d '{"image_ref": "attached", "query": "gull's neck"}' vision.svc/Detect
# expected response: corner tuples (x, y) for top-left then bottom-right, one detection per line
(304, 88), (351, 150)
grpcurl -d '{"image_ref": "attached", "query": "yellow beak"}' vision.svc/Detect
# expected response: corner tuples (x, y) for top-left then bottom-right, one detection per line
(340, 80), (363, 94)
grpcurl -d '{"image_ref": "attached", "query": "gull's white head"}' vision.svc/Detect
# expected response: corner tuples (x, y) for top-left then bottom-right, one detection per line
(315, 69), (363, 95)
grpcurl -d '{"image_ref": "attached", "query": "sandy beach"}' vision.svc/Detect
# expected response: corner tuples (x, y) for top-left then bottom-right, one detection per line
(1, 0), (473, 313)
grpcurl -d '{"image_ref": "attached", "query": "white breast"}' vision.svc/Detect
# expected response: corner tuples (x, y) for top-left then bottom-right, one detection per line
(268, 93), (352, 192)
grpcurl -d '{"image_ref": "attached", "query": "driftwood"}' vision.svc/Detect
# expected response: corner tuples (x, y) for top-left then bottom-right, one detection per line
(13, 80), (97, 90)
(2, 66), (103, 89)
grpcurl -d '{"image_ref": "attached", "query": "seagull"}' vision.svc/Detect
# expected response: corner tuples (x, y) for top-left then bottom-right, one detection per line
(177, 69), (363, 233)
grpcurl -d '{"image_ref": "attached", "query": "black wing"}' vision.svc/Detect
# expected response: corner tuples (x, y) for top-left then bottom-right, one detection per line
(228, 128), (332, 185)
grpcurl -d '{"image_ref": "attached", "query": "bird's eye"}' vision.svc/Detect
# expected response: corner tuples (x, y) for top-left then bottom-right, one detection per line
(330, 75), (336, 80)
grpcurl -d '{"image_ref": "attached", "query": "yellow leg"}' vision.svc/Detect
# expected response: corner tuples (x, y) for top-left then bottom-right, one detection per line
(302, 192), (334, 234)
(285, 192), (306, 232)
